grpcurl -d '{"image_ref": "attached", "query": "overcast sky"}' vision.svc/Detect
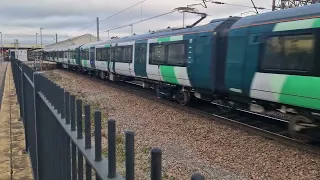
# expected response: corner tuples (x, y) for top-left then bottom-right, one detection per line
(0, 0), (273, 46)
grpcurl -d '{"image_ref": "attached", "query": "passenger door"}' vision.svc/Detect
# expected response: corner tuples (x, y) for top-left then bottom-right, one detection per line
(109, 47), (116, 74)
(67, 50), (71, 64)
(146, 40), (162, 81)
(90, 47), (96, 69)
(128, 45), (135, 76)
(106, 47), (112, 73)
(134, 42), (147, 78)
(243, 33), (261, 95)
(189, 33), (213, 90)
(76, 48), (81, 66)
(224, 32), (246, 95)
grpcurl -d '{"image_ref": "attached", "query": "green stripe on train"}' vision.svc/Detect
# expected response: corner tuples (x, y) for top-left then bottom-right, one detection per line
(160, 65), (179, 84)
(251, 73), (320, 110)
(279, 75), (320, 110)
(81, 60), (90, 67)
(273, 18), (320, 32)
(157, 35), (183, 43)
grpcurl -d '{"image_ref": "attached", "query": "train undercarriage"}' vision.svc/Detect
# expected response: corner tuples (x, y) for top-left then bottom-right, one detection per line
(210, 96), (320, 143)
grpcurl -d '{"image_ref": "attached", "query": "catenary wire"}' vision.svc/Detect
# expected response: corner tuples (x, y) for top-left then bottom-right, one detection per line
(77, 0), (147, 32)
(100, 11), (174, 33)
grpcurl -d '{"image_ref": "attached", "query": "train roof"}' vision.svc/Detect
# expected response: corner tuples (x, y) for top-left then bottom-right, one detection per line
(43, 17), (240, 51)
(43, 16), (241, 51)
(80, 16), (241, 48)
(43, 43), (83, 52)
(67, 44), (83, 50)
(232, 3), (320, 29)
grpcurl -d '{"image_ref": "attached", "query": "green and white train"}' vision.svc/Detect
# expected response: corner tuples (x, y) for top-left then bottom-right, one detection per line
(36, 4), (320, 142)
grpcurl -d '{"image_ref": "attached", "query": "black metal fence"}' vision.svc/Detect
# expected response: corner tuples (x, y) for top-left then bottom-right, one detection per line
(11, 59), (205, 180)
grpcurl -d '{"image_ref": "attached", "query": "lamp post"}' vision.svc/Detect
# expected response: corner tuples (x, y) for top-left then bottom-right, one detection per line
(40, 28), (43, 48)
(36, 33), (38, 48)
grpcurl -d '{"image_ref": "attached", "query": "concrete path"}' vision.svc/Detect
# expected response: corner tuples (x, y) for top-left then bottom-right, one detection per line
(0, 64), (32, 179)
(0, 62), (8, 110)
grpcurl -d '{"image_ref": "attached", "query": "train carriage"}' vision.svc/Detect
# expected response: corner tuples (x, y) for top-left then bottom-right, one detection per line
(36, 4), (320, 142)
(80, 17), (240, 104)
(68, 44), (82, 67)
(224, 4), (320, 141)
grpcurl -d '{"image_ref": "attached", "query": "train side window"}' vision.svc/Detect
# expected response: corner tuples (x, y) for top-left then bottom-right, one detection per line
(59, 51), (63, 58)
(96, 48), (102, 61)
(105, 48), (110, 61)
(81, 50), (85, 59)
(100, 48), (107, 61)
(110, 48), (115, 62)
(81, 49), (89, 60)
(85, 49), (89, 60)
(108, 48), (111, 61)
(150, 44), (166, 64)
(64, 51), (68, 59)
(123, 46), (133, 63)
(90, 49), (95, 60)
(261, 34), (314, 72)
(71, 51), (74, 59)
(114, 47), (123, 62)
(139, 44), (147, 63)
(167, 43), (186, 66)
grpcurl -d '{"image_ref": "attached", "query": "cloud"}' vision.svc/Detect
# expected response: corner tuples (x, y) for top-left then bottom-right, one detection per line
(0, 0), (272, 45)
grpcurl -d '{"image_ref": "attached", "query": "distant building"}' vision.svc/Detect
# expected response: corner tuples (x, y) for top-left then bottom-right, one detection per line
(8, 49), (28, 61)
(1, 39), (39, 50)
(45, 33), (99, 49)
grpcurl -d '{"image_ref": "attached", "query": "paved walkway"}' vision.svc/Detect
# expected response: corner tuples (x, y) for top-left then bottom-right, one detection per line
(0, 62), (8, 110)
(0, 64), (32, 179)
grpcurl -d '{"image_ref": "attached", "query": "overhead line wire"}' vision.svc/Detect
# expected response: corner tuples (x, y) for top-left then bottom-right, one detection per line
(77, 0), (147, 32)
(100, 11), (174, 33)
(99, 0), (147, 23)
(77, 20), (97, 32)
(204, 0), (272, 10)
(100, 0), (271, 34)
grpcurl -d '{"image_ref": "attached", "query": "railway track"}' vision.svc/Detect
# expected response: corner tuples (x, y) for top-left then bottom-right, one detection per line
(54, 67), (320, 156)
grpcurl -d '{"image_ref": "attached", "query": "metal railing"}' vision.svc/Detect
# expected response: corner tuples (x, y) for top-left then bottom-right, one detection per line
(11, 59), (205, 180)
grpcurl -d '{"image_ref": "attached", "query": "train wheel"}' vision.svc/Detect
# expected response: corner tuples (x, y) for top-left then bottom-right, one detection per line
(176, 90), (190, 106)
(288, 115), (318, 143)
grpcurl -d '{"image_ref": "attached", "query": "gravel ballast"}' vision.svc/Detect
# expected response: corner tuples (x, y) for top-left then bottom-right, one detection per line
(43, 70), (320, 180)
